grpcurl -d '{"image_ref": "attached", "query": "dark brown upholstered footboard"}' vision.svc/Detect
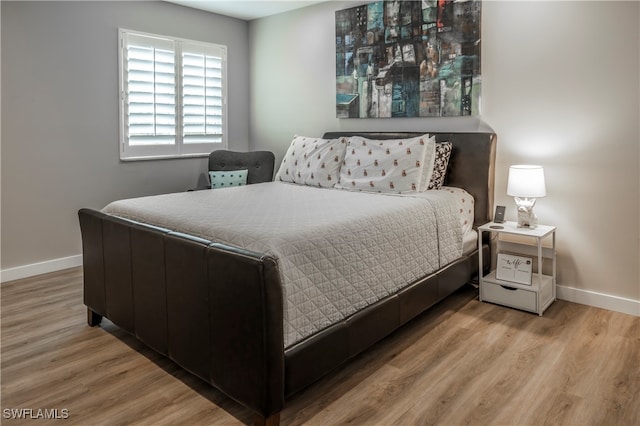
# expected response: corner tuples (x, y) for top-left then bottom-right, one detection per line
(79, 209), (285, 419)
(79, 131), (496, 425)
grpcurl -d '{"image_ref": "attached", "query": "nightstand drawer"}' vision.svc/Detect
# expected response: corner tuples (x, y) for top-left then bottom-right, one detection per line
(482, 281), (536, 312)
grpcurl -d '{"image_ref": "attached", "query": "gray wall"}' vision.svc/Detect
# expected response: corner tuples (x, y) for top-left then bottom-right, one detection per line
(248, 1), (640, 305)
(1, 1), (249, 269)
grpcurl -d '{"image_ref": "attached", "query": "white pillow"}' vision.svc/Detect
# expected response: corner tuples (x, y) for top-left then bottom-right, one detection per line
(445, 186), (475, 234)
(335, 134), (436, 193)
(275, 135), (348, 188)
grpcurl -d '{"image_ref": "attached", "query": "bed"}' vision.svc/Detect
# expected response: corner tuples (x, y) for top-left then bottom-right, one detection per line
(78, 131), (496, 425)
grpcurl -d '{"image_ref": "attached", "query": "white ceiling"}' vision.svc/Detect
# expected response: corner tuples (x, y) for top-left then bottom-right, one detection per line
(165, 0), (329, 21)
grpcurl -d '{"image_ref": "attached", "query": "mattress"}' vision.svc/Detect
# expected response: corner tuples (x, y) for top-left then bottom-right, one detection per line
(103, 182), (474, 347)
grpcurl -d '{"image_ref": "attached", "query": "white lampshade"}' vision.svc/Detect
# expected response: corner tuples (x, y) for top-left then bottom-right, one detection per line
(507, 165), (546, 198)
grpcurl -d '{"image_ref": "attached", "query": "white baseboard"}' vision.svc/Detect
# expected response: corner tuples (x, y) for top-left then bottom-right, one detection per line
(0, 255), (83, 283)
(557, 284), (639, 317)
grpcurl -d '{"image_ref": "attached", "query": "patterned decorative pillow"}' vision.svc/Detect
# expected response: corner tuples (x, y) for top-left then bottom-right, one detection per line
(209, 169), (248, 188)
(335, 134), (436, 194)
(428, 142), (453, 190)
(275, 135), (348, 188)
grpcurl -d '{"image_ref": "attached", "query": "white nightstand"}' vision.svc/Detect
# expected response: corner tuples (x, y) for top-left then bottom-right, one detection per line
(478, 221), (557, 316)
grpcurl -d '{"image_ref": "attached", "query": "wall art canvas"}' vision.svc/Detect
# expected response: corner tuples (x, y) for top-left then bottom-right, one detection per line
(336, 0), (481, 118)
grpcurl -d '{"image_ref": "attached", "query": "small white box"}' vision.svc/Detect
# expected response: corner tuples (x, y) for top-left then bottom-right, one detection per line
(496, 253), (533, 285)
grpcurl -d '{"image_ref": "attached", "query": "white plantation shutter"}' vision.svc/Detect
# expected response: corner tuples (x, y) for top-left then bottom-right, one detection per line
(119, 30), (227, 160)
(182, 43), (226, 144)
(124, 33), (176, 146)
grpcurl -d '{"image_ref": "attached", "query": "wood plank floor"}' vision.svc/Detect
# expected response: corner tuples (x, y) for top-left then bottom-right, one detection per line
(1, 267), (638, 425)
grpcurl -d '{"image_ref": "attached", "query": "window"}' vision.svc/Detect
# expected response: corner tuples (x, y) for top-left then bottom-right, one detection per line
(119, 29), (227, 160)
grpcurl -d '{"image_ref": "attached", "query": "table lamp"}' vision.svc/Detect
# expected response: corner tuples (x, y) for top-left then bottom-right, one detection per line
(507, 165), (546, 228)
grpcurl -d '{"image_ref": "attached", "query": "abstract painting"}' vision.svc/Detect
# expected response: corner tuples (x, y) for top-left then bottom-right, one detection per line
(336, 0), (481, 118)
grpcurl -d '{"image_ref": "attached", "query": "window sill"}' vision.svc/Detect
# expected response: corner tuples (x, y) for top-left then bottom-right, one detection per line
(120, 153), (210, 162)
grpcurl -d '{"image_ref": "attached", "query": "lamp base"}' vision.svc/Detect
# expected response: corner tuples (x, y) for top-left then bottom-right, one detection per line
(515, 197), (538, 229)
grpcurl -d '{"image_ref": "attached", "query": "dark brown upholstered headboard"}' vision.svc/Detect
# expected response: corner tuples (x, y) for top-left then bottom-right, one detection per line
(322, 132), (497, 228)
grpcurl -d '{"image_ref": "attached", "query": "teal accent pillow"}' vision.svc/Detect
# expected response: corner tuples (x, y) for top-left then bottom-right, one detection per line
(209, 169), (248, 189)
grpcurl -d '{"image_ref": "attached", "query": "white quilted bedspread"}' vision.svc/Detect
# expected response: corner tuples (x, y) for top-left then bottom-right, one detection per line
(103, 182), (465, 348)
